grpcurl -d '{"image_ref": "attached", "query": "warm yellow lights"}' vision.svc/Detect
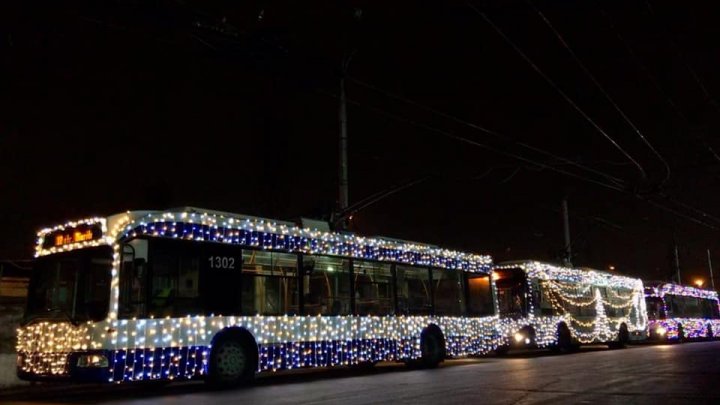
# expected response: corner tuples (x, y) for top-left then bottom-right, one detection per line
(694, 279), (704, 288)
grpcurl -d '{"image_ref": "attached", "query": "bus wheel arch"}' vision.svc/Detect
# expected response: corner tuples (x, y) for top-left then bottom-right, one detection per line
(419, 324), (446, 368)
(207, 327), (258, 387)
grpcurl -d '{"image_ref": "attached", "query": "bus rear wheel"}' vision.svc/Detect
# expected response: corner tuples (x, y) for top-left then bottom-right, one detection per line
(422, 329), (445, 368)
(208, 337), (255, 388)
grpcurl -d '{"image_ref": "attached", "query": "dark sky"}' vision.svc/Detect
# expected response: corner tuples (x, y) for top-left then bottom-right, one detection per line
(3, 0), (720, 285)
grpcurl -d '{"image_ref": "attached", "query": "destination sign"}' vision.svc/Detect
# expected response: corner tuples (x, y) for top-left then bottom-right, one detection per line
(42, 223), (104, 249)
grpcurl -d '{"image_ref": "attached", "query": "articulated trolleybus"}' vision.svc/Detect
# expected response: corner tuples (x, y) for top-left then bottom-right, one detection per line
(644, 282), (720, 341)
(492, 261), (647, 353)
(18, 207), (498, 385)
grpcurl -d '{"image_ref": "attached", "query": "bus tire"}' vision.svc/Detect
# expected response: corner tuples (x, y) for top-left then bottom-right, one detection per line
(419, 325), (446, 368)
(677, 324), (685, 343)
(495, 345), (510, 356)
(207, 329), (257, 388)
(609, 323), (629, 349)
(351, 360), (378, 370)
(553, 322), (573, 353)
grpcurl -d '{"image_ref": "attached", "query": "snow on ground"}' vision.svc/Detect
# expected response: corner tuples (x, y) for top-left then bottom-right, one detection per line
(0, 353), (25, 388)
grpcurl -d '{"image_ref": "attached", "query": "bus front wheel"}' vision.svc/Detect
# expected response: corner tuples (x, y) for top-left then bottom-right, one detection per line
(208, 336), (256, 387)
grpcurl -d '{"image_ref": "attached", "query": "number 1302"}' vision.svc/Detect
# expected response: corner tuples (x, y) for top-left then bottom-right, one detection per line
(208, 256), (235, 269)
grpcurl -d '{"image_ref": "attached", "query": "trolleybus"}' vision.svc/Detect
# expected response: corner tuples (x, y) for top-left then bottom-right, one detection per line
(644, 281), (720, 341)
(492, 261), (647, 353)
(17, 207), (498, 385)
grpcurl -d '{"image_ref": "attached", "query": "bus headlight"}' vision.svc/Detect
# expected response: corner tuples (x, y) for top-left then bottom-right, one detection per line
(656, 327), (667, 336)
(77, 354), (108, 368)
(514, 332), (525, 343)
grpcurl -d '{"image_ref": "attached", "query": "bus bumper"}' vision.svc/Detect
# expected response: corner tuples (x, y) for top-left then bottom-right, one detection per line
(17, 350), (114, 383)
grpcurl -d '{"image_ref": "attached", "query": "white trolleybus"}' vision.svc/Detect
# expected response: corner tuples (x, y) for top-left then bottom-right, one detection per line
(644, 281), (720, 342)
(492, 261), (647, 353)
(17, 207), (498, 385)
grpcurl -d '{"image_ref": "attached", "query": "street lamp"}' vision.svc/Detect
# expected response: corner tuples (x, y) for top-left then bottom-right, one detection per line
(694, 279), (704, 288)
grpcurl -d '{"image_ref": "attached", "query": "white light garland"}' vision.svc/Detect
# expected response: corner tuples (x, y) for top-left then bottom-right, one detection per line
(494, 261), (647, 347)
(19, 208), (498, 382)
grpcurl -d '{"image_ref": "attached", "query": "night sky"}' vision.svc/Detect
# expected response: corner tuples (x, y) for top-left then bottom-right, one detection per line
(3, 0), (720, 285)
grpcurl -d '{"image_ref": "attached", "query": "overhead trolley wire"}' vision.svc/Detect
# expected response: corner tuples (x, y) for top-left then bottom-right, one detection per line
(527, 0), (672, 186)
(465, 1), (649, 181)
(347, 76), (629, 189)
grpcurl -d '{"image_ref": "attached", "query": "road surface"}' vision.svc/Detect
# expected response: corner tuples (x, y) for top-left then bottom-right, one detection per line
(3, 341), (719, 404)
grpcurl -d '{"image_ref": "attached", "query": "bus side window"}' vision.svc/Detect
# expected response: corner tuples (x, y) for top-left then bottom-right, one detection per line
(302, 255), (351, 316)
(396, 265), (432, 315)
(432, 268), (464, 316)
(466, 274), (493, 316)
(354, 260), (393, 316)
(242, 250), (299, 316)
(119, 240), (148, 318)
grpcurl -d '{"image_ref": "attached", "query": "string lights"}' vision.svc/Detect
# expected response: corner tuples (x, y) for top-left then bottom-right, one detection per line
(645, 282), (720, 341)
(18, 208), (497, 382)
(494, 261), (647, 347)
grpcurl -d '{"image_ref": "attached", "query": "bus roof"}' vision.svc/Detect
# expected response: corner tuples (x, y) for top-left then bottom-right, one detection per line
(494, 260), (643, 289)
(644, 281), (719, 300)
(36, 207), (493, 273)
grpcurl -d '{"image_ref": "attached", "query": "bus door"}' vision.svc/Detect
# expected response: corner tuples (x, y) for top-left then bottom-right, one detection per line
(494, 267), (529, 318)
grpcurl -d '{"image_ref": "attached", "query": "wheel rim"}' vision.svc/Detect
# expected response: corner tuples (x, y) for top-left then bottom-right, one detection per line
(215, 341), (246, 380)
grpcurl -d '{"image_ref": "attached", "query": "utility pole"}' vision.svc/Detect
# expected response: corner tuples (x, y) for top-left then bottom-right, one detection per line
(335, 8), (362, 230)
(561, 197), (572, 267)
(708, 249), (716, 290)
(338, 52), (351, 215)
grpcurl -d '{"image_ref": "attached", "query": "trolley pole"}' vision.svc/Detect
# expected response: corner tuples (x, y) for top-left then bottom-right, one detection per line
(673, 237), (681, 284)
(708, 249), (716, 290)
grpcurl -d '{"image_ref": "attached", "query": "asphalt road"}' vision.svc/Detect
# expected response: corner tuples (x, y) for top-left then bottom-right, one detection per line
(4, 341), (720, 405)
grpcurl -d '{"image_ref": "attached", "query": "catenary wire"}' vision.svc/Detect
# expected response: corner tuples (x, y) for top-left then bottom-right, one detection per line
(528, 0), (672, 185)
(465, 1), (649, 181)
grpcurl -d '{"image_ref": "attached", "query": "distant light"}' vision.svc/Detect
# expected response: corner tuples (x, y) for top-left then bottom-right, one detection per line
(608, 265), (615, 271)
(695, 279), (704, 288)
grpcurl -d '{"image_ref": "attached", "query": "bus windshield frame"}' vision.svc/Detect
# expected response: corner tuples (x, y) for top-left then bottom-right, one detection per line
(24, 246), (113, 324)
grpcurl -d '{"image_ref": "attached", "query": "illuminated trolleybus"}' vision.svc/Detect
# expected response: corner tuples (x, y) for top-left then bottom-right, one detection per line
(492, 261), (647, 353)
(17, 207), (497, 385)
(644, 282), (720, 341)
